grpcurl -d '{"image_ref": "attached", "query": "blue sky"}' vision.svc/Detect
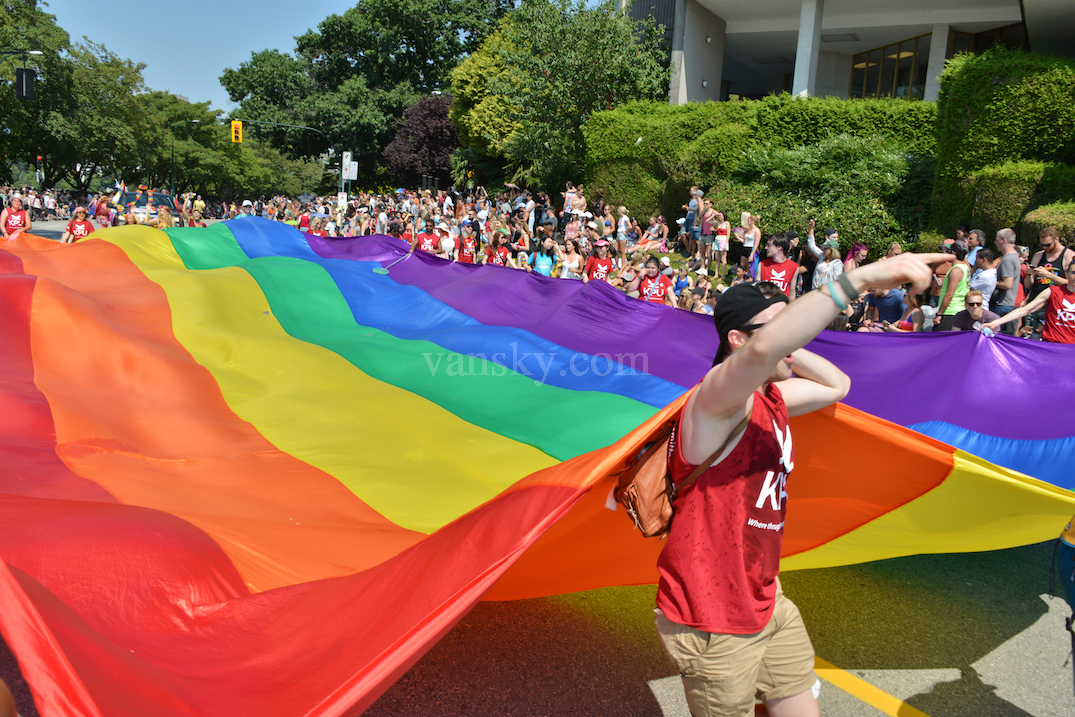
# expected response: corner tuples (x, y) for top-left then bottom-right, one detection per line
(49, 0), (348, 112)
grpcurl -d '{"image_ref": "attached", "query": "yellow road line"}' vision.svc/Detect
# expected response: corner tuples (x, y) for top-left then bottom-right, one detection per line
(815, 657), (933, 717)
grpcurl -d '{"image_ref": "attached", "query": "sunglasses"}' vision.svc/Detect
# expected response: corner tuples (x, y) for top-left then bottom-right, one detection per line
(966, 302), (983, 307)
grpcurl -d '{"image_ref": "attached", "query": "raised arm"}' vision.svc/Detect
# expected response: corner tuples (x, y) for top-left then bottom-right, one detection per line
(681, 254), (948, 463)
(984, 289), (1049, 331)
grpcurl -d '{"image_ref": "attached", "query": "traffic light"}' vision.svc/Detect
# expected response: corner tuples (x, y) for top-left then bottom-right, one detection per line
(230, 120), (243, 143)
(16, 68), (35, 102)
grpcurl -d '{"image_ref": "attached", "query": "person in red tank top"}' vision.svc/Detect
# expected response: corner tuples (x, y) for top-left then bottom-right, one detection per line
(654, 250), (953, 717)
(61, 207), (96, 243)
(627, 255), (675, 306)
(454, 224), (479, 264)
(483, 233), (517, 268)
(985, 261), (1075, 343)
(583, 239), (616, 282)
(758, 231), (800, 299)
(412, 227), (439, 254)
(1, 196), (31, 239)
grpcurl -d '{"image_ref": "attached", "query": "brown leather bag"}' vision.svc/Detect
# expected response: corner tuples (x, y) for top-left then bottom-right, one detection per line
(614, 414), (750, 538)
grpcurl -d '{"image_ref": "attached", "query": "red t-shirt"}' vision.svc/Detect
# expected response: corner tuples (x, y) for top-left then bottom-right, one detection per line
(65, 219), (95, 241)
(297, 214), (311, 231)
(758, 258), (800, 297)
(4, 209), (29, 234)
(657, 383), (792, 634)
(1044, 285), (1075, 344)
(457, 235), (479, 264)
(638, 274), (674, 303)
(584, 255), (616, 282)
(416, 232), (438, 253)
(486, 245), (510, 266)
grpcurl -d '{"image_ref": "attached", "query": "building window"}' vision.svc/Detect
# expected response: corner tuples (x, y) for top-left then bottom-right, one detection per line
(949, 23), (1028, 58)
(849, 33), (930, 100)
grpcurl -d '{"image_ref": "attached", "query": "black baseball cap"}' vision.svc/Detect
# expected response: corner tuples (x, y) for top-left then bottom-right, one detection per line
(712, 282), (789, 365)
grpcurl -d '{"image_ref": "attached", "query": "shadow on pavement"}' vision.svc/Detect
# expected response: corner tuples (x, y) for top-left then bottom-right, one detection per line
(366, 585), (676, 717)
(782, 541), (1059, 716)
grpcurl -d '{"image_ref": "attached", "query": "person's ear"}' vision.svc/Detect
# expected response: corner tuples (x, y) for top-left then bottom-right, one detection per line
(727, 329), (749, 353)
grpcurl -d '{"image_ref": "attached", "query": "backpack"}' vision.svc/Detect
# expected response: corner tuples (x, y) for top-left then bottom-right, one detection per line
(614, 413), (749, 538)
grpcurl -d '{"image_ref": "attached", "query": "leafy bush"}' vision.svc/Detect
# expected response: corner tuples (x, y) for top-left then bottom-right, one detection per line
(949, 160), (1075, 238)
(914, 231), (950, 253)
(968, 161), (1049, 236)
(750, 94), (935, 155)
(1021, 202), (1075, 245)
(584, 97), (936, 258)
(738, 134), (911, 201)
(932, 48), (1075, 232)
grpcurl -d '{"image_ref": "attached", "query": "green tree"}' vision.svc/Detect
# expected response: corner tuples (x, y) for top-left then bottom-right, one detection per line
(0, 0), (75, 186)
(452, 0), (669, 189)
(47, 41), (146, 190)
(449, 23), (519, 158)
(220, 0), (512, 172)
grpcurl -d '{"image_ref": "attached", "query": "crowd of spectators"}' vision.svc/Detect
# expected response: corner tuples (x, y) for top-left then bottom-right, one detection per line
(3, 181), (1072, 342)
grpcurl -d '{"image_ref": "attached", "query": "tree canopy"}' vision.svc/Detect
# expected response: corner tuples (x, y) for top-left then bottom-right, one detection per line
(220, 0), (513, 174)
(1, 0), (325, 197)
(451, 0), (670, 189)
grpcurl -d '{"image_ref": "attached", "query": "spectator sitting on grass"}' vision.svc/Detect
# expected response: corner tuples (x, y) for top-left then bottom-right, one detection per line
(883, 290), (927, 332)
(858, 285), (905, 333)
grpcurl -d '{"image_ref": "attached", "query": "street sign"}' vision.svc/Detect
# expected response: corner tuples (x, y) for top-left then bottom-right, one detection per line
(338, 192), (347, 209)
(341, 151), (352, 167)
(348, 161), (358, 180)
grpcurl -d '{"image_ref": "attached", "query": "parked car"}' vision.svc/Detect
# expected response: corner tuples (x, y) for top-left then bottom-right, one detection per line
(115, 190), (176, 225)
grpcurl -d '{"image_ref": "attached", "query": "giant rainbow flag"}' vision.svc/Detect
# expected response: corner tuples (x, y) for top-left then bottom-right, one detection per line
(2, 218), (1072, 716)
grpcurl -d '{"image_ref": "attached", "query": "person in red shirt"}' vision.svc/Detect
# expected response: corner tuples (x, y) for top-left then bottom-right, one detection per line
(1, 196), (31, 239)
(60, 207), (95, 243)
(483, 232), (517, 267)
(412, 225), (439, 254)
(986, 261), (1075, 343)
(583, 239), (616, 282)
(627, 256), (675, 306)
(454, 222), (480, 264)
(296, 207), (312, 233)
(655, 252), (950, 717)
(758, 231), (800, 299)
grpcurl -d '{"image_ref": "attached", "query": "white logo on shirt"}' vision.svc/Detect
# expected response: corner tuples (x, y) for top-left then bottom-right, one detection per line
(754, 422), (793, 512)
(769, 269), (786, 281)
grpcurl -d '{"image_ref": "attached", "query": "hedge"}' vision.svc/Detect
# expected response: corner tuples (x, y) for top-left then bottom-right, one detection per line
(965, 161), (1075, 237)
(585, 95), (935, 180)
(584, 98), (935, 259)
(1021, 202), (1075, 245)
(932, 48), (1075, 233)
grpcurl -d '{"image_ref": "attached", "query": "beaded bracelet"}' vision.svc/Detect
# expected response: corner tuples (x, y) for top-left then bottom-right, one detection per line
(836, 273), (858, 305)
(826, 282), (848, 311)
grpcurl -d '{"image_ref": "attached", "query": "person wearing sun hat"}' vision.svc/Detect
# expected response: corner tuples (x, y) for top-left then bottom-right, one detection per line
(803, 219), (843, 291)
(584, 237), (616, 283)
(60, 206), (95, 243)
(654, 249), (953, 717)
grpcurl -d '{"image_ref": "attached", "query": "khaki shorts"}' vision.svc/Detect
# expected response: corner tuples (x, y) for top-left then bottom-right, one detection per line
(655, 581), (817, 717)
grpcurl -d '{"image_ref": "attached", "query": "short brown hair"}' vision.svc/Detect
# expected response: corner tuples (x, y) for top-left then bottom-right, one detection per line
(1041, 226), (1060, 239)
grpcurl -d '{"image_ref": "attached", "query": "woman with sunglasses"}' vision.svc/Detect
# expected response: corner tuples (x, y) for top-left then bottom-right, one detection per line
(1, 196), (31, 239)
(61, 206), (95, 243)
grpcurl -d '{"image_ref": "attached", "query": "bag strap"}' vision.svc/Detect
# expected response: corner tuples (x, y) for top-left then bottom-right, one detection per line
(673, 413), (751, 498)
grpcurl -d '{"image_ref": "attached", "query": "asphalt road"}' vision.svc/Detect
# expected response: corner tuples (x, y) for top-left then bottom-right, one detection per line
(2, 543), (1072, 717)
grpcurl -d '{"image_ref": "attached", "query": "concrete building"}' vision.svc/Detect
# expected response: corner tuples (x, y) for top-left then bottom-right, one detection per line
(625, 0), (1071, 104)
